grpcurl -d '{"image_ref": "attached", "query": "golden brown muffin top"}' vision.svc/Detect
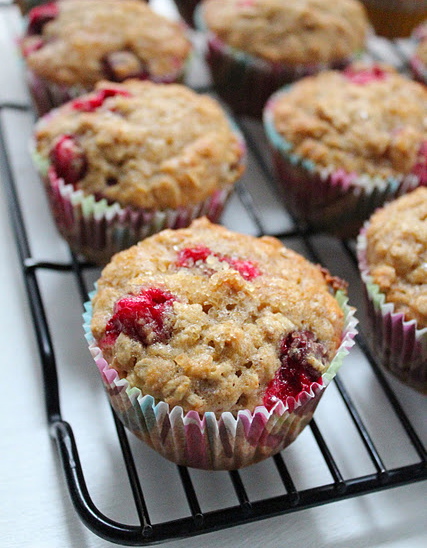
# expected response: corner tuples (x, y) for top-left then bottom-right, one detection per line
(270, 64), (427, 179)
(201, 0), (368, 64)
(21, 0), (192, 87)
(34, 80), (245, 209)
(91, 218), (346, 415)
(365, 187), (427, 327)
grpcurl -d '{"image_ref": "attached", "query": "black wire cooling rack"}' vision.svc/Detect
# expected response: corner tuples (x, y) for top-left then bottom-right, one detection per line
(1, 2), (426, 545)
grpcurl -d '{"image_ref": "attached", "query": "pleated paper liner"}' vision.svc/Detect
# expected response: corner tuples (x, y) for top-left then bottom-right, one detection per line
(357, 227), (427, 394)
(83, 290), (358, 470)
(263, 90), (423, 239)
(194, 4), (357, 118)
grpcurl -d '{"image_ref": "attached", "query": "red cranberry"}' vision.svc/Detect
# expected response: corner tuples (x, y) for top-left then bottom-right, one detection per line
(27, 2), (59, 35)
(49, 134), (87, 186)
(176, 246), (261, 280)
(70, 88), (132, 112)
(343, 64), (388, 85)
(263, 331), (325, 410)
(412, 140), (427, 184)
(104, 288), (177, 346)
(102, 50), (148, 82)
(176, 246), (212, 267)
(21, 36), (45, 57)
(221, 257), (261, 281)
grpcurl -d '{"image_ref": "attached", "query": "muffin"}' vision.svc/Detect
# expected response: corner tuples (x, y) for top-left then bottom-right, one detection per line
(410, 20), (427, 85)
(357, 188), (427, 394)
(359, 1), (427, 38)
(195, 0), (368, 117)
(20, 0), (192, 116)
(172, 0), (201, 28)
(83, 217), (357, 470)
(263, 63), (427, 238)
(32, 80), (246, 264)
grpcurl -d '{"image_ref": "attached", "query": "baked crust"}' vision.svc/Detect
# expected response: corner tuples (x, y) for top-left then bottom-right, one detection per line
(270, 65), (427, 178)
(91, 218), (345, 414)
(34, 80), (245, 209)
(22, 0), (192, 87)
(203, 0), (368, 64)
(365, 187), (427, 327)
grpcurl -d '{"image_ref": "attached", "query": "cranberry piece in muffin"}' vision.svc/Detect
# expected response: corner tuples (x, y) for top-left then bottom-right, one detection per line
(343, 63), (388, 84)
(70, 87), (132, 113)
(176, 245), (261, 280)
(49, 134), (87, 186)
(104, 287), (177, 347)
(263, 330), (326, 410)
(27, 2), (58, 35)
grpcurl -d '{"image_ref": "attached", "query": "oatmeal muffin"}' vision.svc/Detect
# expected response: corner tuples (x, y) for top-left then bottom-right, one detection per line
(196, 0), (368, 116)
(84, 218), (357, 469)
(357, 188), (427, 393)
(359, 1), (427, 38)
(410, 20), (427, 85)
(263, 63), (427, 238)
(33, 80), (246, 264)
(20, 0), (192, 115)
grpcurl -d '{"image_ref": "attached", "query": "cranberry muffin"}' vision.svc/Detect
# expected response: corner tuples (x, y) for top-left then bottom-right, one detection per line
(357, 187), (427, 393)
(84, 218), (357, 469)
(33, 80), (246, 264)
(20, 0), (192, 115)
(196, 0), (368, 116)
(264, 63), (427, 237)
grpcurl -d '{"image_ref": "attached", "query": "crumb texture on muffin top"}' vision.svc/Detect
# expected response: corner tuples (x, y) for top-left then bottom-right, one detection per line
(90, 218), (345, 414)
(22, 0), (192, 87)
(34, 80), (245, 209)
(202, 0), (368, 64)
(365, 187), (427, 327)
(270, 64), (427, 179)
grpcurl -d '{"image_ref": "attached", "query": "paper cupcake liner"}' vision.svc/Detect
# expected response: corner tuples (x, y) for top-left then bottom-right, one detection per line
(194, 5), (354, 118)
(38, 165), (235, 265)
(263, 91), (423, 238)
(82, 290), (357, 470)
(357, 227), (427, 393)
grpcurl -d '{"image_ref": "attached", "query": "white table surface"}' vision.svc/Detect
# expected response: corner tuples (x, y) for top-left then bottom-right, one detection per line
(0, 1), (426, 547)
